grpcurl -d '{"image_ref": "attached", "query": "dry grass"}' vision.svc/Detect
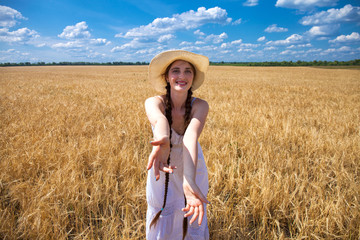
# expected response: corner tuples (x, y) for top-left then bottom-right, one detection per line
(0, 66), (359, 239)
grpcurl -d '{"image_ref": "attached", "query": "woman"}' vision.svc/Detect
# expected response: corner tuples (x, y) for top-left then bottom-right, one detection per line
(145, 50), (210, 240)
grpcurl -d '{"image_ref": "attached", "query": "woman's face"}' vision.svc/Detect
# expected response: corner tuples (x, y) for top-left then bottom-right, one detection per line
(166, 60), (194, 92)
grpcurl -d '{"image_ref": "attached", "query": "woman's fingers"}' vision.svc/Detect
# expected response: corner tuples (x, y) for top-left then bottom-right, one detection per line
(148, 154), (177, 180)
(150, 136), (169, 146)
(154, 158), (160, 181)
(182, 204), (190, 212)
(182, 204), (204, 226)
(147, 151), (156, 170)
(198, 204), (204, 225)
(150, 139), (162, 146)
(161, 166), (174, 174)
(189, 206), (199, 225)
(160, 162), (176, 173)
(147, 145), (160, 170)
(184, 206), (194, 218)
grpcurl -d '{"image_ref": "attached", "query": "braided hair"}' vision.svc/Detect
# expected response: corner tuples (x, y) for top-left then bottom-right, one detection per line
(149, 82), (173, 229)
(150, 60), (195, 239)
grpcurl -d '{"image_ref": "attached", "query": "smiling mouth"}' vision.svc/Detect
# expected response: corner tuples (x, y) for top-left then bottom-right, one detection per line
(176, 80), (187, 86)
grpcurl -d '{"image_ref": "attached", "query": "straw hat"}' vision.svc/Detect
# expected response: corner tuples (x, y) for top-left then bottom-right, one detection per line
(148, 50), (209, 93)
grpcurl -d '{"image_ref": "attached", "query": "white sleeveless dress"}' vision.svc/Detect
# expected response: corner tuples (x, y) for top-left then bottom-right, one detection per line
(146, 98), (209, 240)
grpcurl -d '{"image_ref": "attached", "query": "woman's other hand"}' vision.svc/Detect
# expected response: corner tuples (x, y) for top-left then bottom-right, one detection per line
(147, 136), (176, 180)
(182, 177), (209, 225)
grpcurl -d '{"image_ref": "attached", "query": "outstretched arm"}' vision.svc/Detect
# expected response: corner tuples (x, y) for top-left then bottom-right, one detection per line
(182, 99), (210, 225)
(145, 97), (175, 180)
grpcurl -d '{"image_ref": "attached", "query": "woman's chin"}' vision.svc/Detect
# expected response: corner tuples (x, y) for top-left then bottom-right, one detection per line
(173, 86), (190, 92)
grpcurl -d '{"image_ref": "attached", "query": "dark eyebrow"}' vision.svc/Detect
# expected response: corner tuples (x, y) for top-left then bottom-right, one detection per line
(170, 67), (193, 70)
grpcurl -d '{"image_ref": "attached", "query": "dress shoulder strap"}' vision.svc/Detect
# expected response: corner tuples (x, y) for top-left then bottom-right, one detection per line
(191, 97), (197, 106)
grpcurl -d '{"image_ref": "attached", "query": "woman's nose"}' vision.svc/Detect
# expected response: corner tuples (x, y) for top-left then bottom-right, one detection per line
(179, 71), (185, 79)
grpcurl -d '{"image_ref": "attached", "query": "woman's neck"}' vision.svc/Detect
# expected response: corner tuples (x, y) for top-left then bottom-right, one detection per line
(170, 91), (187, 110)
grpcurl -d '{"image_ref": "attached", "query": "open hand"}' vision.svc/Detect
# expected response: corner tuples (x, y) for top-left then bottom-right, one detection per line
(182, 177), (209, 226)
(147, 136), (176, 180)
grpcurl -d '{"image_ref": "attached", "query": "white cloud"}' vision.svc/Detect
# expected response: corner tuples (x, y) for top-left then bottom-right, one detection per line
(264, 46), (276, 51)
(241, 43), (259, 48)
(111, 46), (124, 52)
(0, 49), (32, 62)
(322, 46), (352, 54)
(275, 0), (338, 10)
(280, 49), (297, 55)
(231, 39), (243, 45)
(220, 43), (228, 48)
(265, 24), (288, 33)
(0, 5), (40, 45)
(307, 48), (322, 53)
(117, 7), (232, 39)
(221, 40), (259, 53)
(0, 27), (39, 43)
(194, 29), (205, 36)
(300, 4), (360, 26)
(0, 5), (26, 28)
(287, 43), (312, 48)
(1, 48), (15, 53)
(238, 48), (254, 52)
(220, 39), (243, 49)
(89, 38), (110, 45)
(306, 24), (339, 37)
(220, 50), (230, 54)
(329, 32), (360, 43)
(111, 38), (145, 52)
(180, 41), (192, 46)
(51, 38), (109, 56)
(36, 43), (46, 47)
(58, 21), (91, 39)
(243, 0), (259, 7)
(233, 18), (242, 25)
(317, 36), (330, 41)
(87, 50), (106, 59)
(338, 46), (351, 52)
(53, 22), (111, 51)
(135, 48), (155, 55)
(323, 48), (336, 54)
(257, 36), (266, 42)
(204, 32), (228, 44)
(52, 41), (83, 49)
(157, 34), (175, 43)
(266, 34), (304, 46)
(52, 37), (109, 50)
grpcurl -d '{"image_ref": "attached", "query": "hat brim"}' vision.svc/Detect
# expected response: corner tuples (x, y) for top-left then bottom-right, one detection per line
(148, 50), (209, 93)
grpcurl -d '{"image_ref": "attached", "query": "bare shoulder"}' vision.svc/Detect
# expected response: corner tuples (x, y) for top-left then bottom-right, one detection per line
(193, 98), (209, 109)
(192, 98), (209, 115)
(145, 95), (165, 107)
(145, 95), (163, 104)
(145, 95), (165, 113)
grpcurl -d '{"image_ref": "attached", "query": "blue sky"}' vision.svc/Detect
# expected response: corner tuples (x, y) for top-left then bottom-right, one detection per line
(0, 0), (359, 63)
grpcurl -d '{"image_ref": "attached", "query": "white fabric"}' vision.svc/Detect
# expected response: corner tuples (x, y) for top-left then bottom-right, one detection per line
(146, 128), (209, 240)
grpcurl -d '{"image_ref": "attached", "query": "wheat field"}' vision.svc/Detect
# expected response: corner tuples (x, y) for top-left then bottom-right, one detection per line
(0, 65), (359, 239)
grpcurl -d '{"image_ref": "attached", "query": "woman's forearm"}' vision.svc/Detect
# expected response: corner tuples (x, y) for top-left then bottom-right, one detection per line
(153, 116), (170, 141)
(182, 134), (198, 182)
